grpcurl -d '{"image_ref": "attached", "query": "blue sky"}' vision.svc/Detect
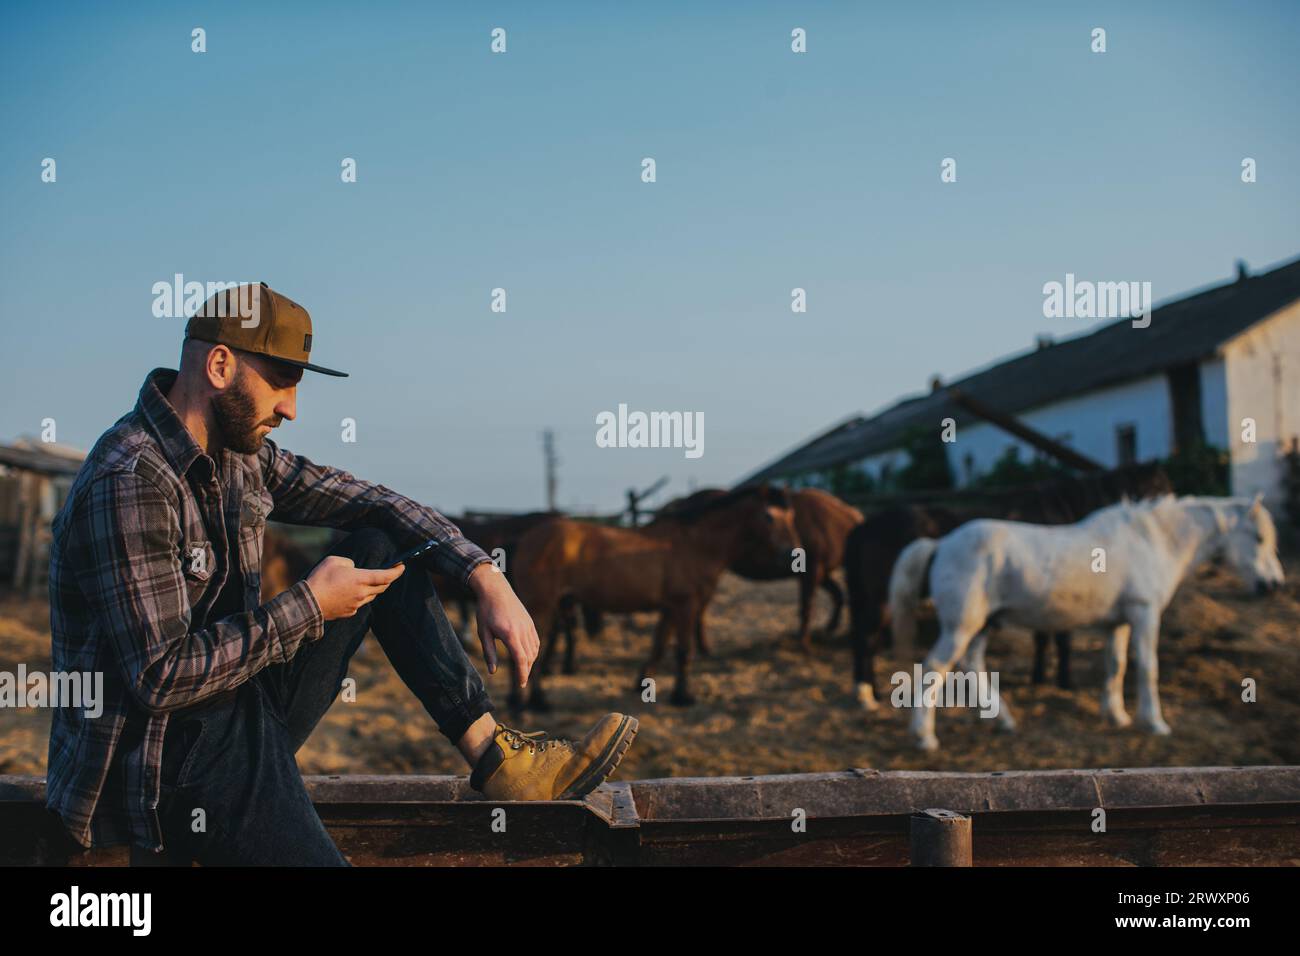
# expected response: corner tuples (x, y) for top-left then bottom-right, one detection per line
(2, 1), (1297, 514)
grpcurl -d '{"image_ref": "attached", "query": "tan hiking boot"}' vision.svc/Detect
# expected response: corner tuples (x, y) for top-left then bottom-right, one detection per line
(469, 713), (639, 801)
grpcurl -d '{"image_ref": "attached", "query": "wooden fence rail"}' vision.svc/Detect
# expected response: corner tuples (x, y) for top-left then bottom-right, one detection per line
(2, 766), (1296, 866)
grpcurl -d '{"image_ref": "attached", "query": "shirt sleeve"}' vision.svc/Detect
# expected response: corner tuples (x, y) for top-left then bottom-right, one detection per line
(258, 438), (492, 584)
(73, 470), (325, 715)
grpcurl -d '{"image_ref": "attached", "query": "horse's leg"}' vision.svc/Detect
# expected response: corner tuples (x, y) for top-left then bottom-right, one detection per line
(1101, 623), (1132, 728)
(851, 600), (885, 712)
(525, 603), (561, 712)
(694, 609), (711, 657)
(1131, 609), (1171, 735)
(911, 621), (982, 752)
(452, 592), (477, 652)
(821, 575), (845, 637)
(635, 611), (671, 695)
(965, 630), (1015, 732)
(1032, 631), (1049, 685)
(1055, 631), (1073, 689)
(796, 569), (816, 653)
(560, 598), (579, 675)
(582, 606), (604, 641)
(670, 600), (697, 707)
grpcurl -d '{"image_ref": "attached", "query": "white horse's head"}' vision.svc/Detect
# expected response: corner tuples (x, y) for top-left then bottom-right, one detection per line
(1217, 495), (1285, 595)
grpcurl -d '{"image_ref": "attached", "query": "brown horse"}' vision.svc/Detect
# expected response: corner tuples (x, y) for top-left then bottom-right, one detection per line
(428, 512), (561, 624)
(844, 462), (1174, 709)
(657, 487), (861, 653)
(261, 517), (597, 659)
(511, 485), (800, 709)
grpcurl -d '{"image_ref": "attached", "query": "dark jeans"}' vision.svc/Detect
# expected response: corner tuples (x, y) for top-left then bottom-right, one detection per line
(153, 528), (494, 866)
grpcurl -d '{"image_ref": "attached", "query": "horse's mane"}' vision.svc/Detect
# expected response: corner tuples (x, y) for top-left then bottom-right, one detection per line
(1082, 493), (1262, 535)
(1000, 463), (1173, 524)
(653, 484), (790, 524)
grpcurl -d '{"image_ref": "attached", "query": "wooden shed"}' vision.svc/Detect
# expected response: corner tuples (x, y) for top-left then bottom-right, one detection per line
(0, 440), (84, 598)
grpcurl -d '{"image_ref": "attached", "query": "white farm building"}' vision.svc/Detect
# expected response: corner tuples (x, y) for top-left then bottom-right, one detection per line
(744, 257), (1300, 513)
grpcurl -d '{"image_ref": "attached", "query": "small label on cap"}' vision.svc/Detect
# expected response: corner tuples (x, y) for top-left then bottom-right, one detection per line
(303, 333), (312, 353)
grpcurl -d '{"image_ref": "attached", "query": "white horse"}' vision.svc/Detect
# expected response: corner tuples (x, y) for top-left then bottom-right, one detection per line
(888, 495), (1285, 751)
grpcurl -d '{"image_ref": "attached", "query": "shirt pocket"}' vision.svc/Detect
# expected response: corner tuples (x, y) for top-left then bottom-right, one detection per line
(180, 540), (216, 608)
(240, 489), (273, 530)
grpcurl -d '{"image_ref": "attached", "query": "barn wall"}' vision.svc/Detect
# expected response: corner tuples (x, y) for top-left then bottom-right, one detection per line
(854, 447), (910, 484)
(943, 373), (1174, 485)
(1222, 300), (1300, 511)
(1199, 357), (1229, 449)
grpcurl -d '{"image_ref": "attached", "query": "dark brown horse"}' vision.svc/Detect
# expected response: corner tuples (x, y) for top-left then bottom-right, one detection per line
(511, 485), (800, 709)
(657, 487), (862, 652)
(428, 511), (604, 664)
(429, 511), (561, 623)
(844, 463), (1174, 709)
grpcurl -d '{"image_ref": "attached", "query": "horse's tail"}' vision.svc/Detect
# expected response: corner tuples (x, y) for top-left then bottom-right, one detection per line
(888, 538), (938, 657)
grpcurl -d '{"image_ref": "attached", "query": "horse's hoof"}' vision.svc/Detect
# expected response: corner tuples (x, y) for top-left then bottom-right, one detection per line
(995, 716), (1017, 734)
(669, 690), (696, 707)
(855, 683), (879, 712)
(914, 734), (940, 752)
(1105, 711), (1133, 729)
(1138, 717), (1172, 736)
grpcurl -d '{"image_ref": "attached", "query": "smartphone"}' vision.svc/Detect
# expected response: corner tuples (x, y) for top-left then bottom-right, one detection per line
(388, 538), (440, 569)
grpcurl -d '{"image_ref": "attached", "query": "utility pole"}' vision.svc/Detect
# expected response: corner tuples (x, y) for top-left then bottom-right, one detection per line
(542, 429), (558, 511)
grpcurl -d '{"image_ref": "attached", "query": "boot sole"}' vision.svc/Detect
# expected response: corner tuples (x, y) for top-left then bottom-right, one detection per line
(558, 715), (639, 800)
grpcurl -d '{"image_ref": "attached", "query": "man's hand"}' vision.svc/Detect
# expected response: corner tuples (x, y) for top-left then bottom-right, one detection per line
(469, 563), (540, 687)
(306, 556), (405, 621)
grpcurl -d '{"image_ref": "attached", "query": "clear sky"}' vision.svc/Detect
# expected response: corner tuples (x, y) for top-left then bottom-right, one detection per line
(2, 1), (1297, 515)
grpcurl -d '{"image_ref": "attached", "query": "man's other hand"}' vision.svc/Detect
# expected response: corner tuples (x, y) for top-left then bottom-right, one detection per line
(306, 556), (405, 621)
(469, 564), (540, 687)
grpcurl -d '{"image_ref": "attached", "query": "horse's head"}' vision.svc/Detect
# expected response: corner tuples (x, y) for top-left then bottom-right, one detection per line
(1221, 495), (1285, 595)
(763, 484), (800, 546)
(736, 484), (801, 569)
(659, 484), (801, 568)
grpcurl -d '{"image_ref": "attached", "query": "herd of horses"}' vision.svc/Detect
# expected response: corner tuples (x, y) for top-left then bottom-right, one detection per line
(259, 462), (1288, 749)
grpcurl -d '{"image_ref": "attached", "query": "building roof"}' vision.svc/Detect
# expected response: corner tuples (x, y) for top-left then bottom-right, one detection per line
(0, 439), (85, 477)
(742, 255), (1300, 483)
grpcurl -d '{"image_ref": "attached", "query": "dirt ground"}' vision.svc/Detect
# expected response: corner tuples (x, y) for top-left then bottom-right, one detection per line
(2, 561), (1298, 779)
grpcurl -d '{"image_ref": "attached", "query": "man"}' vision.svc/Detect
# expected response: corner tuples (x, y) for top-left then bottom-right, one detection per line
(46, 282), (638, 865)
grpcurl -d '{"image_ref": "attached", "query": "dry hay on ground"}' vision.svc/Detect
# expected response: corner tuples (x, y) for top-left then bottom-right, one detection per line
(0, 561), (1297, 778)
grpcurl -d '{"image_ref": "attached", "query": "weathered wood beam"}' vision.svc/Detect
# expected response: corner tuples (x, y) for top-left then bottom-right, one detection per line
(4, 767), (1297, 866)
(947, 387), (1105, 472)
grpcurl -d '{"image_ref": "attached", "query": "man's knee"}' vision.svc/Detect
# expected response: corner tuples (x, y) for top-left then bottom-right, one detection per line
(330, 528), (398, 568)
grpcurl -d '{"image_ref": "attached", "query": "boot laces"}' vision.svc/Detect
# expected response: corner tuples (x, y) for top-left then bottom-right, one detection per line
(499, 725), (573, 755)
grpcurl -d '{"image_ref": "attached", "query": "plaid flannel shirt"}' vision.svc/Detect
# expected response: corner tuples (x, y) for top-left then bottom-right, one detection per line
(46, 368), (491, 850)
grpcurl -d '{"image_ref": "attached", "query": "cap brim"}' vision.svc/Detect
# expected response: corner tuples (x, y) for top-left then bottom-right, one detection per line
(275, 357), (349, 377)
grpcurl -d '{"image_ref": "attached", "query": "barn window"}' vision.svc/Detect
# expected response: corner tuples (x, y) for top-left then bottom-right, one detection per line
(1116, 424), (1137, 466)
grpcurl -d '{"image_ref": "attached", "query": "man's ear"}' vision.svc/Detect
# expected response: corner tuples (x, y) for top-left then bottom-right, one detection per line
(205, 344), (238, 390)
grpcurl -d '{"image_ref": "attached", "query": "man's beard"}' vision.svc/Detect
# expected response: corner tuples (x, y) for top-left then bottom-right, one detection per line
(212, 376), (281, 454)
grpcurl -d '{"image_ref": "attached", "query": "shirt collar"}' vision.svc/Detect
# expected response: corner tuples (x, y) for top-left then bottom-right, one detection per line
(137, 368), (210, 480)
